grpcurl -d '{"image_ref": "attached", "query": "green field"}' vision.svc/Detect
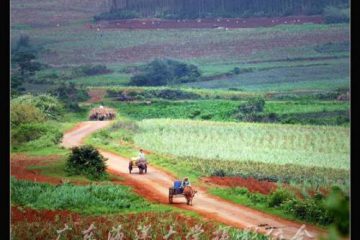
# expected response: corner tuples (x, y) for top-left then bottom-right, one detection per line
(134, 119), (349, 169)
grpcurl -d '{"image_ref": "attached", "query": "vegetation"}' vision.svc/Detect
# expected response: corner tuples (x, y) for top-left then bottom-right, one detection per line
(11, 206), (268, 240)
(11, 178), (154, 214)
(210, 186), (349, 232)
(87, 120), (349, 186)
(10, 102), (45, 127)
(65, 145), (108, 180)
(104, 0), (349, 19)
(11, 94), (64, 120)
(11, 122), (63, 152)
(133, 119), (350, 169)
(129, 59), (201, 86)
(50, 82), (90, 111)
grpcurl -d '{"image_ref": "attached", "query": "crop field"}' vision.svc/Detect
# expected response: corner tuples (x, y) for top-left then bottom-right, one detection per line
(186, 59), (349, 91)
(134, 119), (350, 170)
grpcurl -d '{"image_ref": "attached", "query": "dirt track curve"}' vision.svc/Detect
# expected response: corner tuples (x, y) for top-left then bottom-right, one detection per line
(62, 121), (326, 239)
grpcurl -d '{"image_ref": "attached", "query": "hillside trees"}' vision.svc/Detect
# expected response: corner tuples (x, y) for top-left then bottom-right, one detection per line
(101, 0), (349, 19)
(129, 59), (201, 86)
(11, 35), (43, 95)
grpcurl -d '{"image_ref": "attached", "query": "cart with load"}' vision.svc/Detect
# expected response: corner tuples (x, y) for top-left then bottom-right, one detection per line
(169, 180), (197, 205)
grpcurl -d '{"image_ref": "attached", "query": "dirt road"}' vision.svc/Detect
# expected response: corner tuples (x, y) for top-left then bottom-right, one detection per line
(62, 121), (325, 239)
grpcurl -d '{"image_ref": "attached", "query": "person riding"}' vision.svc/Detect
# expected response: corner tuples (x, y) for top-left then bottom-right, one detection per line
(135, 149), (147, 167)
(181, 177), (191, 189)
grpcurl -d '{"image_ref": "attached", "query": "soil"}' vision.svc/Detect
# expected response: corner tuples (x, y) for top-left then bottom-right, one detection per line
(59, 121), (327, 239)
(91, 15), (324, 30)
(10, 154), (64, 185)
(202, 176), (277, 195)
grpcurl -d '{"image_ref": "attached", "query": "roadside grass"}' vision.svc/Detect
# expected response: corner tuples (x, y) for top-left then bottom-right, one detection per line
(208, 187), (331, 228)
(11, 177), (170, 215)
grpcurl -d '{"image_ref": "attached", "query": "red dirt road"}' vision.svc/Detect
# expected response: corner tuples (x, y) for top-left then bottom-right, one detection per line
(62, 121), (326, 239)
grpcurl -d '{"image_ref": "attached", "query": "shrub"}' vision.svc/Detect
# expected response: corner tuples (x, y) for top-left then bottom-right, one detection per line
(11, 94), (64, 120)
(50, 83), (90, 111)
(323, 6), (349, 23)
(65, 145), (108, 180)
(130, 59), (201, 86)
(10, 102), (45, 127)
(11, 122), (63, 147)
(73, 65), (112, 77)
(324, 186), (349, 236)
(268, 188), (294, 207)
(211, 169), (227, 177)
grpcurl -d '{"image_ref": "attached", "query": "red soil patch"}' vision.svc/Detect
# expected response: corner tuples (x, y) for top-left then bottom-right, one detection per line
(92, 15), (324, 30)
(203, 176), (277, 195)
(87, 88), (107, 103)
(108, 169), (168, 204)
(11, 154), (64, 185)
(11, 206), (80, 224)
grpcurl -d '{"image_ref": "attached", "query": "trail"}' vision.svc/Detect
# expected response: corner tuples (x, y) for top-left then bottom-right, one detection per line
(62, 121), (326, 239)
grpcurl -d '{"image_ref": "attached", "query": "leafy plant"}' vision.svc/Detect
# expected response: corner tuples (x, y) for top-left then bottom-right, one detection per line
(130, 59), (201, 86)
(11, 94), (64, 120)
(10, 102), (45, 127)
(65, 145), (108, 180)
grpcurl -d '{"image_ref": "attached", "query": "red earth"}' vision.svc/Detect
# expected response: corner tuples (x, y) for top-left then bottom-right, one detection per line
(89, 15), (324, 30)
(10, 154), (65, 185)
(202, 176), (278, 195)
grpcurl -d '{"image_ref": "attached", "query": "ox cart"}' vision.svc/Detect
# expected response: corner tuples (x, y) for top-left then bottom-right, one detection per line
(169, 181), (196, 205)
(128, 158), (147, 174)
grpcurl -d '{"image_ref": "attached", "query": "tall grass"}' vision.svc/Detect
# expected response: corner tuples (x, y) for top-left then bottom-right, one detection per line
(11, 178), (159, 214)
(134, 119), (350, 169)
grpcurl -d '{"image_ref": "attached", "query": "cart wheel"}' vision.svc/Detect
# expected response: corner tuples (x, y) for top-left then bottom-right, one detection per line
(169, 195), (173, 204)
(145, 166), (147, 174)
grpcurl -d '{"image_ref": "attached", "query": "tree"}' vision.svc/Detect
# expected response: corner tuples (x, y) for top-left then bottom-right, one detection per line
(129, 59), (201, 86)
(50, 82), (90, 111)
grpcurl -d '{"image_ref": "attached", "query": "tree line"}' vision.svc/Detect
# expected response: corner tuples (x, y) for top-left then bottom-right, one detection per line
(107, 0), (348, 18)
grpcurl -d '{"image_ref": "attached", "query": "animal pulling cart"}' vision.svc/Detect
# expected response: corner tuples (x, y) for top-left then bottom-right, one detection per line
(169, 180), (197, 205)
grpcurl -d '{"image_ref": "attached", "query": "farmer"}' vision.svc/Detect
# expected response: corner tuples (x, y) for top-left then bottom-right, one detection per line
(181, 177), (191, 189)
(137, 149), (146, 163)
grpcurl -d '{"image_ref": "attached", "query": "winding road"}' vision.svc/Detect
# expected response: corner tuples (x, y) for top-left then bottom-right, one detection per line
(62, 121), (325, 239)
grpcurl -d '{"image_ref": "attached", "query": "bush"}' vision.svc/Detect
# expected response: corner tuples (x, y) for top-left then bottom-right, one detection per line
(130, 59), (201, 86)
(324, 186), (349, 236)
(72, 65), (112, 77)
(65, 145), (108, 180)
(11, 94), (64, 120)
(282, 198), (333, 225)
(211, 169), (227, 177)
(10, 102), (45, 127)
(50, 83), (90, 111)
(11, 122), (63, 147)
(268, 188), (294, 207)
(324, 6), (349, 23)
(94, 10), (138, 21)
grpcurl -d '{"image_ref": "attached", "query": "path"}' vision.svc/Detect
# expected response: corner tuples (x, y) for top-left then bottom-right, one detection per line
(62, 121), (326, 239)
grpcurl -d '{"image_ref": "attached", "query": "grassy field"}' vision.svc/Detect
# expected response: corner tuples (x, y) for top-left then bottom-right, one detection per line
(134, 119), (350, 169)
